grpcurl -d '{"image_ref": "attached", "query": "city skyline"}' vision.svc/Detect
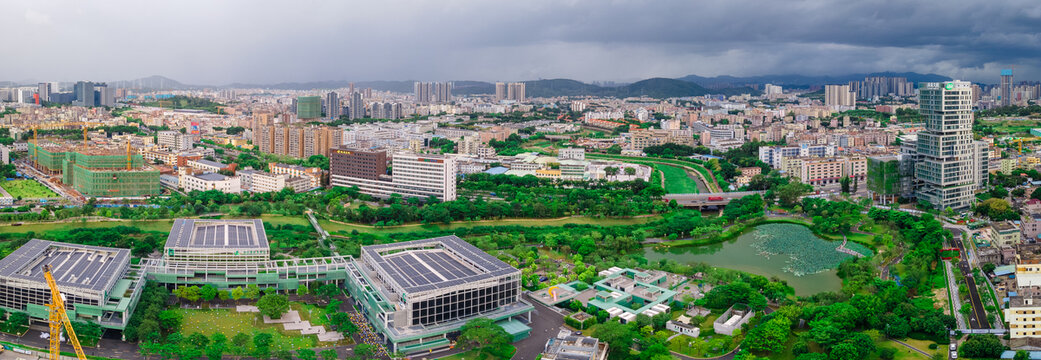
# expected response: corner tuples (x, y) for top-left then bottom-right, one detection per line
(1, 0), (1039, 85)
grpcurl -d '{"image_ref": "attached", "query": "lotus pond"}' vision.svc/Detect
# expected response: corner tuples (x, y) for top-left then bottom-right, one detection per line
(644, 223), (872, 295)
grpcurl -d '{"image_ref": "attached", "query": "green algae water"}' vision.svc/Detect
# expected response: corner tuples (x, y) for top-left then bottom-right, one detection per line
(644, 223), (872, 295)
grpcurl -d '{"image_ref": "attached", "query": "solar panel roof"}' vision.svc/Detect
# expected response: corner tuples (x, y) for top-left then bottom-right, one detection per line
(166, 219), (269, 249)
(362, 235), (518, 293)
(0, 239), (130, 292)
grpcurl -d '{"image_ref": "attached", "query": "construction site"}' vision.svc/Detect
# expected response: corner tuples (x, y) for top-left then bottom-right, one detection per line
(27, 140), (160, 198)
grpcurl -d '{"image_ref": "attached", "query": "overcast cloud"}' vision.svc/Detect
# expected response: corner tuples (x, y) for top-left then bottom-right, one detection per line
(1, 0), (1039, 85)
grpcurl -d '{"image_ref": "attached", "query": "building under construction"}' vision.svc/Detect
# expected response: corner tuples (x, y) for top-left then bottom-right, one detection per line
(28, 141), (160, 198)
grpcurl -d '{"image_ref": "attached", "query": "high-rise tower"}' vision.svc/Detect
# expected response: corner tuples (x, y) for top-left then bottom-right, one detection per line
(1001, 69), (1013, 106)
(915, 80), (980, 210)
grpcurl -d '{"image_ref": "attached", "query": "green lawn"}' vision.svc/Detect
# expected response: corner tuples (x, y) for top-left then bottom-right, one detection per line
(652, 164), (700, 194)
(320, 215), (662, 235)
(0, 179), (58, 198)
(175, 305), (349, 351)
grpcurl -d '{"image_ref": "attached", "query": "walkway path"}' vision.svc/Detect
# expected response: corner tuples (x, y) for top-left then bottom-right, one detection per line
(836, 235), (865, 258)
(944, 259), (968, 329)
(891, 339), (931, 357)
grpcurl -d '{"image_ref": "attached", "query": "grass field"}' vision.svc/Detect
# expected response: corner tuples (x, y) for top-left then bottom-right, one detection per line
(0, 179), (58, 199)
(0, 214), (305, 235)
(979, 118), (1041, 134)
(175, 303), (350, 351)
(651, 164), (700, 194)
(586, 153), (718, 192)
(319, 215), (663, 235)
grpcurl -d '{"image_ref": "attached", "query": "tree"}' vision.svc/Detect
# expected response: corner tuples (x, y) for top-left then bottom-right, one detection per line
(274, 349), (293, 360)
(187, 332), (210, 349)
(296, 284), (309, 296)
(776, 181), (811, 206)
(245, 284), (261, 299)
(840, 176), (850, 193)
(744, 316), (791, 354)
(1013, 188), (1027, 197)
(982, 262), (997, 274)
(1032, 186), (1041, 200)
(257, 294), (290, 319)
(158, 310), (183, 331)
(457, 318), (513, 358)
(253, 333), (274, 359)
(1015, 350), (1030, 360)
(354, 343), (374, 358)
(296, 349), (317, 360)
(231, 287), (245, 300)
(959, 334), (1003, 359)
(320, 349), (339, 360)
(593, 321), (634, 360)
(606, 144), (622, 154)
(199, 284), (217, 302)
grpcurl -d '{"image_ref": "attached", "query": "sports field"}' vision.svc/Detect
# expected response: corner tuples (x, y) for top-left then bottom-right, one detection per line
(0, 180), (58, 198)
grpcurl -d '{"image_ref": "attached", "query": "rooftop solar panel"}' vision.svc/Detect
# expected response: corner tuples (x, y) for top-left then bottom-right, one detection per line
(0, 239), (130, 292)
(362, 235), (520, 293)
(165, 219), (269, 249)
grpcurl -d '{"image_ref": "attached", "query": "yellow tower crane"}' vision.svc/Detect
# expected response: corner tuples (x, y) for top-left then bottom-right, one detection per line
(1012, 137), (1041, 154)
(29, 121), (106, 169)
(42, 264), (88, 360)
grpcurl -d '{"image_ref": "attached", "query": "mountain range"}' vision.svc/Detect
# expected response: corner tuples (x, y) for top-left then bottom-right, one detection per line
(5, 71), (954, 99)
(677, 72), (952, 88)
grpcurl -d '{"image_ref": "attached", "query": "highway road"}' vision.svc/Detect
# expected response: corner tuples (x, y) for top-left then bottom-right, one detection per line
(948, 227), (989, 329)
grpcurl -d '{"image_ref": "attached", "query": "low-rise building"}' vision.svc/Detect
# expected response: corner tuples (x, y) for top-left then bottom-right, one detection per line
(713, 304), (754, 336)
(542, 335), (609, 360)
(181, 172), (241, 193)
(268, 163), (321, 189)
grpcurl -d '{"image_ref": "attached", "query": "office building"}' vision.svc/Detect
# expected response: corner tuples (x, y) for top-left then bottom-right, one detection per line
(331, 148), (457, 201)
(915, 80), (977, 210)
(559, 147), (585, 160)
(344, 236), (533, 353)
(268, 162), (322, 189)
(1002, 69), (1014, 107)
(824, 85), (855, 108)
(95, 83), (114, 107)
(758, 144), (836, 168)
(326, 92), (340, 119)
(37, 82), (51, 102)
(74, 81), (95, 107)
(237, 169), (312, 193)
(181, 172), (241, 193)
(157, 130), (193, 151)
(297, 96), (322, 120)
(0, 239), (142, 330)
(763, 84), (782, 96)
(331, 148), (388, 181)
(164, 219), (269, 263)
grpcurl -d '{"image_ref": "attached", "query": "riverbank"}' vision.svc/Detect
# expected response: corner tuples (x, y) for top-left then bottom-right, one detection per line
(651, 216), (879, 253)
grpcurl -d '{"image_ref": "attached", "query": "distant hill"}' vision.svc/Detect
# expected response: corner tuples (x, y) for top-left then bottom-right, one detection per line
(524, 78), (759, 98)
(218, 77), (751, 98)
(678, 72), (953, 88)
(108, 75), (196, 90)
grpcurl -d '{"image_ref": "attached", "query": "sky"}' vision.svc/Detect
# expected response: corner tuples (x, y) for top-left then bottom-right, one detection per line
(2, 0), (1040, 85)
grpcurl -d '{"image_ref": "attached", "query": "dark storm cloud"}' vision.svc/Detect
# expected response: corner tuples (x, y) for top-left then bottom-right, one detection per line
(0, 0), (1038, 84)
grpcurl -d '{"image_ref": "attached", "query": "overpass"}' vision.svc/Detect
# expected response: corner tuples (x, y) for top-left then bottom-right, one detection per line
(664, 191), (765, 208)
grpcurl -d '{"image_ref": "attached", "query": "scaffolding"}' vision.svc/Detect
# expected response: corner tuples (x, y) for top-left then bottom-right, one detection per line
(70, 165), (159, 197)
(61, 151), (145, 185)
(26, 143), (68, 173)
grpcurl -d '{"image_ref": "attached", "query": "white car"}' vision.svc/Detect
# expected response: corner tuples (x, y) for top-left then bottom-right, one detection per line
(951, 351), (958, 359)
(950, 343), (957, 351)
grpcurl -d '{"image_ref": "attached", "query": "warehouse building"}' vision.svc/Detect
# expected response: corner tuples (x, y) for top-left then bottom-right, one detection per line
(345, 235), (533, 353)
(0, 239), (144, 330)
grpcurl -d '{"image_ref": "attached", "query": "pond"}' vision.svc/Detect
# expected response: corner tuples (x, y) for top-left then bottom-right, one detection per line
(644, 223), (872, 295)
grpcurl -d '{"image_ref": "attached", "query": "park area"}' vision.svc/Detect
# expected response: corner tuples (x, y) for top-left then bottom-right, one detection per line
(0, 179), (57, 199)
(651, 164), (700, 194)
(174, 303), (349, 352)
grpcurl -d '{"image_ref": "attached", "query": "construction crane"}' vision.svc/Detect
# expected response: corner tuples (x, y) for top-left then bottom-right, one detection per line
(29, 121), (106, 168)
(1011, 137), (1041, 154)
(42, 264), (88, 360)
(126, 140), (133, 170)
